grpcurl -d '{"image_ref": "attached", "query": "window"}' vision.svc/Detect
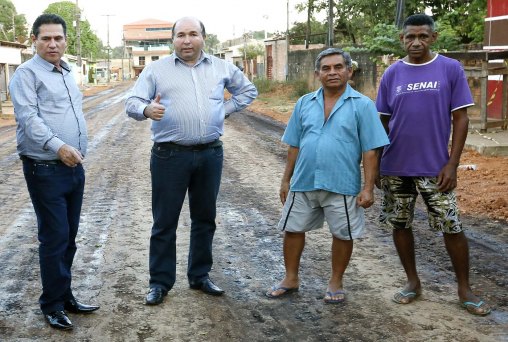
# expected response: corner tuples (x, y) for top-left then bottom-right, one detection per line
(151, 56), (159, 61)
(139, 56), (145, 66)
(146, 27), (171, 31)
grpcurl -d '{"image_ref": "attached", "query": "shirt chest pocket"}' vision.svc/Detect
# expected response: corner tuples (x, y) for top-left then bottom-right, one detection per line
(328, 114), (357, 143)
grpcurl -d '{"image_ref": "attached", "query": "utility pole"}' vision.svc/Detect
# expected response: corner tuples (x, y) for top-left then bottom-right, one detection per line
(75, 0), (82, 85)
(327, 0), (334, 47)
(102, 14), (114, 83)
(395, 0), (405, 29)
(305, 0), (313, 49)
(286, 0), (289, 81)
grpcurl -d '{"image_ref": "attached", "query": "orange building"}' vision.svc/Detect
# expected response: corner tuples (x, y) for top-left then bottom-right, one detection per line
(484, 0), (508, 120)
(123, 19), (173, 78)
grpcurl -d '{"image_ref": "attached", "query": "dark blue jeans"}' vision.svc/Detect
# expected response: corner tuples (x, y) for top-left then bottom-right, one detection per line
(22, 160), (85, 314)
(149, 144), (223, 292)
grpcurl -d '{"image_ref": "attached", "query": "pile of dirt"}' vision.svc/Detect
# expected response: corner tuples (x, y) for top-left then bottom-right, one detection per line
(457, 150), (508, 222)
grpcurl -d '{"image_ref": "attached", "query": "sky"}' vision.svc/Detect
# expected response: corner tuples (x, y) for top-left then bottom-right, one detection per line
(11, 0), (309, 47)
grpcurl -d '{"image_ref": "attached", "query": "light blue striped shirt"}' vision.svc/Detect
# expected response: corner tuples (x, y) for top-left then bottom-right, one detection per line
(125, 51), (258, 145)
(9, 54), (87, 159)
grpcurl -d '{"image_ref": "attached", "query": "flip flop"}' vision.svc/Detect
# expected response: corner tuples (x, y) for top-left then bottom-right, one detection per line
(392, 289), (421, 304)
(265, 285), (299, 299)
(324, 289), (346, 304)
(461, 300), (491, 316)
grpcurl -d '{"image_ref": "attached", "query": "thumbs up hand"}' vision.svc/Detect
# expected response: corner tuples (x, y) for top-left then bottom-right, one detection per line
(143, 93), (165, 121)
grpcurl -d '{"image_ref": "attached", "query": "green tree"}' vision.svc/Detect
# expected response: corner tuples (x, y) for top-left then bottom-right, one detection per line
(239, 42), (264, 60)
(0, 0), (28, 43)
(204, 33), (220, 54)
(362, 20), (461, 58)
(289, 19), (327, 45)
(426, 0), (486, 44)
(296, 0), (485, 49)
(362, 23), (404, 56)
(43, 1), (102, 60)
(111, 46), (124, 59)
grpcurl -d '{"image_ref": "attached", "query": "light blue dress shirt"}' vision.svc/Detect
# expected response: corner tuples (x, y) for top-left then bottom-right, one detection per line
(125, 51), (257, 145)
(9, 54), (87, 159)
(282, 84), (389, 195)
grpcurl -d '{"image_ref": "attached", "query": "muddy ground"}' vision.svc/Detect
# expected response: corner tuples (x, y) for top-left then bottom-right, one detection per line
(0, 82), (506, 341)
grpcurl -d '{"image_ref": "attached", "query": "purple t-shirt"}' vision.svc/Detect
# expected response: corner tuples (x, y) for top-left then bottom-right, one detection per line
(376, 54), (473, 177)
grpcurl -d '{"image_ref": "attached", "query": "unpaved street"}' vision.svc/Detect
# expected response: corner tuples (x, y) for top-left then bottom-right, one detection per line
(0, 83), (506, 341)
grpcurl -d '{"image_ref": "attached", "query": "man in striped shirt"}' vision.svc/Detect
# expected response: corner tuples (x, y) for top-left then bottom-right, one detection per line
(10, 13), (99, 330)
(125, 16), (257, 305)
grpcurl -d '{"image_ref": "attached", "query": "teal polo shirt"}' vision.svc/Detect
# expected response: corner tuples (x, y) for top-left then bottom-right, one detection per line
(282, 84), (389, 195)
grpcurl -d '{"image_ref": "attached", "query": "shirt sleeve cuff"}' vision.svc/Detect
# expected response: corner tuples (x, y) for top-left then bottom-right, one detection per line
(138, 103), (149, 120)
(45, 136), (65, 154)
(224, 101), (235, 116)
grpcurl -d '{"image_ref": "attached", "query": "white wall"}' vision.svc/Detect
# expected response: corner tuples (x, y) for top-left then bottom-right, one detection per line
(0, 46), (23, 64)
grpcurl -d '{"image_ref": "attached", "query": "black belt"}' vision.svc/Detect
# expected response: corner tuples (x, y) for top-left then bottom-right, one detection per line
(154, 140), (222, 151)
(20, 155), (63, 165)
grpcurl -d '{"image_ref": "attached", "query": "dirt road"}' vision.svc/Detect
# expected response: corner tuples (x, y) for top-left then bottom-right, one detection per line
(0, 83), (506, 341)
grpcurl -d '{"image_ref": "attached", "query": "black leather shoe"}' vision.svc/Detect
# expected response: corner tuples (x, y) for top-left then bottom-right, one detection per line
(45, 311), (73, 330)
(190, 278), (224, 296)
(64, 299), (100, 314)
(145, 287), (167, 305)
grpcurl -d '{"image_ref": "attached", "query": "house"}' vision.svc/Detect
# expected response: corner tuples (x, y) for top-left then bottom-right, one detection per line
(62, 54), (90, 86)
(218, 36), (262, 76)
(0, 40), (27, 102)
(264, 37), (288, 81)
(123, 19), (173, 78)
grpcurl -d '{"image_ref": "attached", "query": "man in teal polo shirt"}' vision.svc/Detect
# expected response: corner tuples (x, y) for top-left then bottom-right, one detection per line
(266, 48), (389, 303)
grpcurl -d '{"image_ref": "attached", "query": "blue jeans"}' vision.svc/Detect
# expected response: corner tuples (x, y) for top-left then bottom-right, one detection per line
(149, 144), (223, 291)
(22, 160), (85, 314)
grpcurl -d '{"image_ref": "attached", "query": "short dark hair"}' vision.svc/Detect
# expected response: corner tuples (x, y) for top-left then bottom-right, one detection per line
(32, 13), (67, 38)
(402, 14), (435, 32)
(315, 48), (352, 71)
(171, 17), (206, 41)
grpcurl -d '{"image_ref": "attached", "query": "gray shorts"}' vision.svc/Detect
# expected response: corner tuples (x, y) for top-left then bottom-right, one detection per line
(278, 190), (365, 240)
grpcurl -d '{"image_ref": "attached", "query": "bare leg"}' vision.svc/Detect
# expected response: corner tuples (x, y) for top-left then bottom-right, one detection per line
(393, 228), (421, 302)
(267, 231), (305, 296)
(443, 232), (491, 315)
(443, 232), (479, 299)
(325, 236), (353, 301)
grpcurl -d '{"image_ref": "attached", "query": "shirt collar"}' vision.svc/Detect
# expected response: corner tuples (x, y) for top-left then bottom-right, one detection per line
(311, 83), (359, 101)
(33, 53), (70, 72)
(172, 50), (211, 66)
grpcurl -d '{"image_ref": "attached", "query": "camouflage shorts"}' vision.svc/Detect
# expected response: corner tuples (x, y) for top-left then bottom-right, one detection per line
(379, 176), (463, 233)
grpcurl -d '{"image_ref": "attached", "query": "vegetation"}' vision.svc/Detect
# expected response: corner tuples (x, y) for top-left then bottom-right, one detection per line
(254, 78), (309, 99)
(295, 0), (486, 56)
(289, 79), (310, 97)
(253, 78), (275, 93)
(0, 0), (27, 43)
(1, 0), (486, 64)
(204, 33), (220, 54)
(43, 1), (104, 59)
(238, 42), (264, 60)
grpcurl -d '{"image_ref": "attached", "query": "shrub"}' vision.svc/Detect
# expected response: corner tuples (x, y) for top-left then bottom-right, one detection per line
(253, 78), (274, 94)
(289, 79), (310, 97)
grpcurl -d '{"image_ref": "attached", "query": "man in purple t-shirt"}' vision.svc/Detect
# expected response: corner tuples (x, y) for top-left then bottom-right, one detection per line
(376, 14), (490, 316)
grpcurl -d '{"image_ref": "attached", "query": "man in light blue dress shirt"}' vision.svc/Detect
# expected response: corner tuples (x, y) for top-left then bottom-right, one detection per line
(9, 14), (99, 330)
(125, 16), (257, 305)
(265, 48), (389, 303)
